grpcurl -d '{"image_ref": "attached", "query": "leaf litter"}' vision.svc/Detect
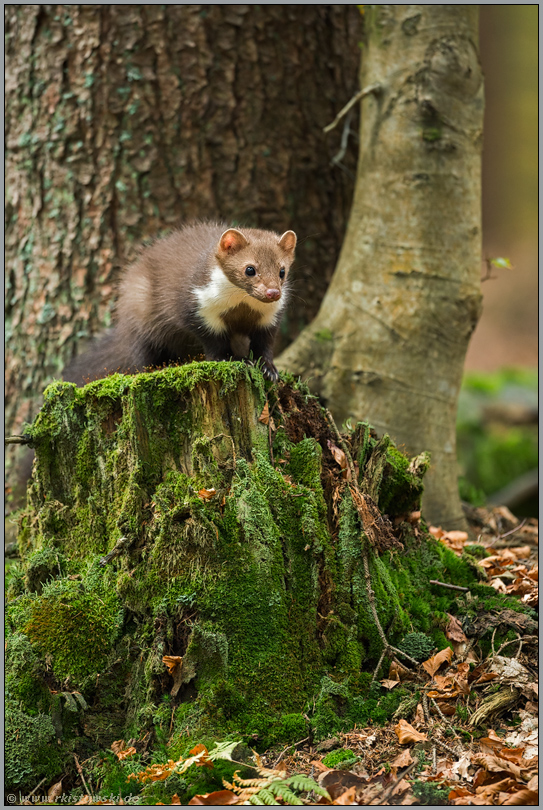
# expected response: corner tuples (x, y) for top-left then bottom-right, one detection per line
(27, 498), (537, 805)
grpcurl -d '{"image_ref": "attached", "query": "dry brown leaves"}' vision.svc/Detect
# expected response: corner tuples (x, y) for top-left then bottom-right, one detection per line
(197, 488), (216, 500)
(111, 739), (137, 761)
(128, 744), (213, 785)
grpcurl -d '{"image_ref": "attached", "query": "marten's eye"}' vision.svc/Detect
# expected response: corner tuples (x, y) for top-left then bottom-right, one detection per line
(245, 266), (256, 277)
(279, 267), (285, 279)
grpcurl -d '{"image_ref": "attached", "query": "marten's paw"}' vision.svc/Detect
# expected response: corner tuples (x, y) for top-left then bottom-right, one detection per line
(261, 361), (279, 383)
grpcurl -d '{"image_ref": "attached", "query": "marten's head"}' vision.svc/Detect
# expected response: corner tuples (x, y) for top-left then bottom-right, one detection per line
(216, 227), (296, 303)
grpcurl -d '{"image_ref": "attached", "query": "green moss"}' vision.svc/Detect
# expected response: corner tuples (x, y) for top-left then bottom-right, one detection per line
(24, 546), (67, 593)
(5, 699), (65, 792)
(12, 364), (532, 788)
(422, 127), (442, 142)
(322, 748), (357, 768)
(412, 780), (450, 805)
(397, 632), (434, 662)
(5, 633), (48, 710)
(315, 328), (334, 342)
(22, 572), (123, 686)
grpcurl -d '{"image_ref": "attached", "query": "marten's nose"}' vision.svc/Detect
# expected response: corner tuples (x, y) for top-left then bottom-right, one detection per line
(266, 288), (281, 301)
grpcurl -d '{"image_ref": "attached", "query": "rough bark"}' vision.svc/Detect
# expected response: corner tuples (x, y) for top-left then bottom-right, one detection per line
(278, 5), (484, 530)
(5, 4), (361, 483)
(7, 364), (482, 793)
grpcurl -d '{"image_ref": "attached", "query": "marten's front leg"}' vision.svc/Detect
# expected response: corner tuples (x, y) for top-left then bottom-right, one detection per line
(250, 326), (279, 383)
(200, 331), (234, 363)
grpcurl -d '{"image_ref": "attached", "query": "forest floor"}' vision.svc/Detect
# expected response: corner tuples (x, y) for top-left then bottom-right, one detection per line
(182, 506), (539, 807)
(41, 505), (536, 807)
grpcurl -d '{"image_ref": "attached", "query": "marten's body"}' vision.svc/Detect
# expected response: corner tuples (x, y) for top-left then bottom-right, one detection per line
(64, 222), (296, 385)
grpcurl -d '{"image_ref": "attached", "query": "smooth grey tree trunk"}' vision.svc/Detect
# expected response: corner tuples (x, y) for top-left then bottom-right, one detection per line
(278, 5), (484, 530)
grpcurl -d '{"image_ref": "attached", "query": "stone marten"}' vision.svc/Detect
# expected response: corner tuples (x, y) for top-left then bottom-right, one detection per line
(64, 222), (297, 385)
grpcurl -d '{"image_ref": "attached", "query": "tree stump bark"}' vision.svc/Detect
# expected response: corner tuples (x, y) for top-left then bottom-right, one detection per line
(7, 364), (479, 792)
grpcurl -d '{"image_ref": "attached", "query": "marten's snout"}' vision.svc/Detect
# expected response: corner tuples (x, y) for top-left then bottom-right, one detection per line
(266, 288), (281, 301)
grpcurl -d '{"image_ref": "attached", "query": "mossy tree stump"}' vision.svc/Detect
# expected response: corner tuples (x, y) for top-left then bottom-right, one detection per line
(7, 363), (480, 792)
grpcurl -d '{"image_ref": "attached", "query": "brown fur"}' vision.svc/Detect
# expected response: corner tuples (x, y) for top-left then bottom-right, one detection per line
(63, 222), (296, 385)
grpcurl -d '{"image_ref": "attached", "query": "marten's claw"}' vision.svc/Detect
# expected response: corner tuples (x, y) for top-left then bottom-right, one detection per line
(262, 362), (279, 383)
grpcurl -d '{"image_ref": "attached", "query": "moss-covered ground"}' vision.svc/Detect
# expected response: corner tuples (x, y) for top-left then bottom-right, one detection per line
(5, 362), (530, 798)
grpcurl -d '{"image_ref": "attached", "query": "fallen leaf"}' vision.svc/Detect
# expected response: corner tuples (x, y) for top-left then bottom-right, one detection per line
(489, 656), (531, 685)
(389, 660), (411, 682)
(422, 646), (453, 677)
(48, 781), (63, 802)
(319, 770), (370, 801)
(446, 613), (468, 643)
(501, 789), (539, 805)
(391, 749), (414, 769)
(452, 753), (472, 780)
(258, 403), (270, 424)
(491, 577), (508, 592)
(471, 752), (537, 781)
(162, 655), (183, 675)
(480, 729), (506, 753)
(117, 746), (137, 760)
(414, 703), (425, 725)
(327, 440), (351, 480)
(332, 786), (357, 805)
(111, 740), (126, 755)
(198, 488), (216, 500)
(394, 719), (428, 744)
(381, 678), (400, 690)
(189, 790), (238, 805)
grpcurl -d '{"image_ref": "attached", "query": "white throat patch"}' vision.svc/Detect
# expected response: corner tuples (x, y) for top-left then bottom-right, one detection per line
(194, 265), (284, 334)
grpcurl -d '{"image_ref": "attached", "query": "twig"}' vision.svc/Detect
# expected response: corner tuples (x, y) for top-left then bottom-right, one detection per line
(324, 407), (356, 480)
(5, 434), (33, 445)
(323, 83), (382, 133)
(457, 636), (478, 663)
(481, 258), (498, 282)
(429, 580), (469, 592)
(494, 633), (530, 659)
(330, 108), (355, 167)
(432, 746), (437, 772)
(99, 536), (128, 567)
(430, 696), (449, 724)
(267, 395), (275, 466)
(370, 648), (387, 685)
(273, 737), (310, 768)
(490, 626), (498, 656)
(73, 753), (91, 797)
(422, 691), (430, 723)
(362, 548), (419, 667)
(433, 733), (462, 758)
(28, 777), (48, 798)
(498, 518), (527, 540)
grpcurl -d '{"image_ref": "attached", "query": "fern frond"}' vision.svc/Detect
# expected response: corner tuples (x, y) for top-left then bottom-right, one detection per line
(286, 774), (330, 798)
(270, 786), (303, 805)
(249, 787), (280, 805)
(233, 776), (272, 789)
(255, 766), (288, 781)
(207, 740), (243, 761)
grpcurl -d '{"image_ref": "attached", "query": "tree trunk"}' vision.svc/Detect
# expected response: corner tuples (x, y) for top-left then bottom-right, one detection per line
(8, 364), (481, 792)
(5, 3), (361, 485)
(278, 5), (484, 530)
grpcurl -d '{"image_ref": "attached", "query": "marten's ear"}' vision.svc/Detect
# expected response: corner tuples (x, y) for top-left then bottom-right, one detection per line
(219, 229), (249, 253)
(278, 230), (297, 252)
